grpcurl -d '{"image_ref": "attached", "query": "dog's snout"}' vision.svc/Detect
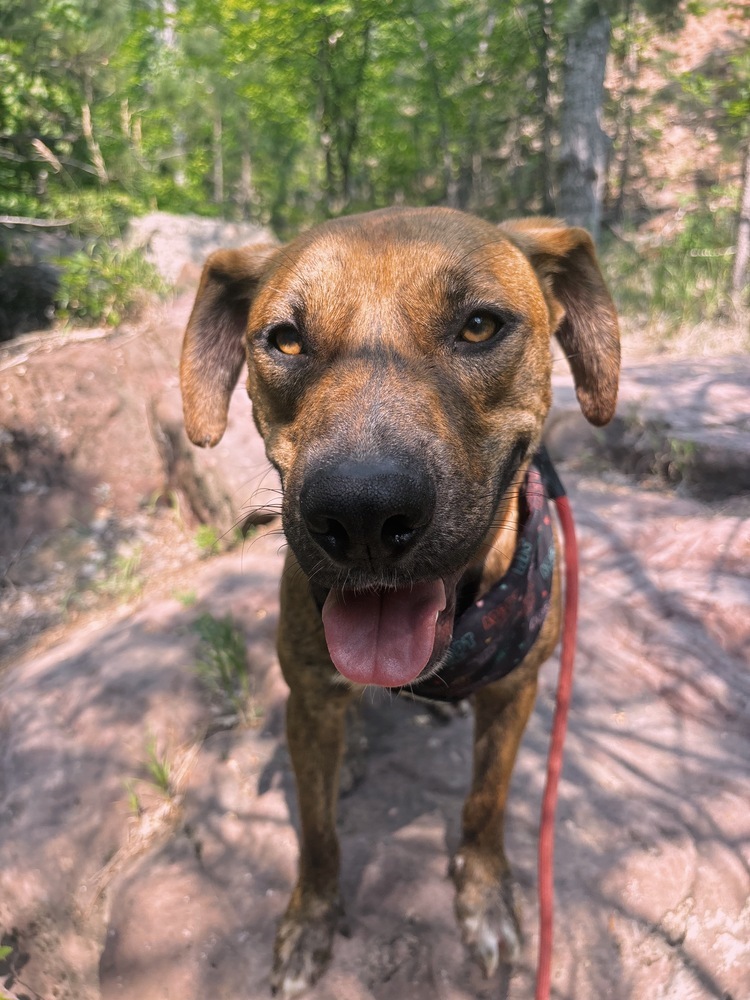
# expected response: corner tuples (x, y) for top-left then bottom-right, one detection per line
(300, 458), (435, 565)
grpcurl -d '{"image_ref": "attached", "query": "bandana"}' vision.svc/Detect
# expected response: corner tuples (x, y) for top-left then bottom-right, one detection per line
(396, 449), (563, 703)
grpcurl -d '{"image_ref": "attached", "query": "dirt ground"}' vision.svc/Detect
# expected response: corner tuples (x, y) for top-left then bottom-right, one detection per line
(0, 297), (748, 1000)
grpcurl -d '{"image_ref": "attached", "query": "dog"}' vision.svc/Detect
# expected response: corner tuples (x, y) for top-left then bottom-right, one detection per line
(180, 207), (619, 997)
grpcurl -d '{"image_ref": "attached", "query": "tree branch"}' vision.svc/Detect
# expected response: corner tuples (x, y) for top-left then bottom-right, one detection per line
(0, 215), (75, 227)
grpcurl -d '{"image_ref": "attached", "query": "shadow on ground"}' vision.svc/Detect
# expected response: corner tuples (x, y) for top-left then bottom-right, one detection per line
(1, 472), (748, 1000)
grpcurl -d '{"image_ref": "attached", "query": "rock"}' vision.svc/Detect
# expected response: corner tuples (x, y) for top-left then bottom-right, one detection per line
(0, 263), (59, 341)
(546, 355), (750, 498)
(126, 213), (277, 284)
(150, 385), (281, 531)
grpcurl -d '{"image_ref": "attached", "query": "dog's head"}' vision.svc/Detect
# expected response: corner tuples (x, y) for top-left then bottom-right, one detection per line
(181, 207), (619, 687)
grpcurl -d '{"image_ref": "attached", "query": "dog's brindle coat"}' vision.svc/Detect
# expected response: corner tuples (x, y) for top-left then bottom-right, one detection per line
(180, 207), (619, 997)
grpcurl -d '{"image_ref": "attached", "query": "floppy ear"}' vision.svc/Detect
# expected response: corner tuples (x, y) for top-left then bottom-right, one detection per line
(180, 241), (279, 447)
(499, 218), (620, 426)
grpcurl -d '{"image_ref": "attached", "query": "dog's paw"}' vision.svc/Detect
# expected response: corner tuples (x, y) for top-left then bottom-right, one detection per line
(270, 896), (344, 998)
(450, 851), (521, 978)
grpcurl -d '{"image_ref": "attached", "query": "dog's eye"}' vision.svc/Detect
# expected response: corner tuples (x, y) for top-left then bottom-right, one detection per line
(269, 326), (304, 356)
(459, 312), (503, 344)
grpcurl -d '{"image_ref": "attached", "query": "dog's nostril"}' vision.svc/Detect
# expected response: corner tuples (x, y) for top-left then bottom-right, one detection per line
(381, 514), (418, 552)
(309, 516), (349, 558)
(306, 513), (332, 535)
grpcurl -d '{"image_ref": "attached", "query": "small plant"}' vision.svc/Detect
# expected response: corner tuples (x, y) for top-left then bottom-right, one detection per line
(123, 778), (143, 816)
(143, 736), (173, 796)
(54, 241), (166, 326)
(174, 589), (198, 607)
(193, 612), (260, 724)
(194, 524), (221, 556)
(148, 488), (184, 527)
(96, 545), (143, 600)
(0, 939), (15, 1000)
(663, 437), (697, 484)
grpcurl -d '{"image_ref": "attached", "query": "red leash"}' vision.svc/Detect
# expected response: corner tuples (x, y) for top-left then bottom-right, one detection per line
(534, 493), (579, 1000)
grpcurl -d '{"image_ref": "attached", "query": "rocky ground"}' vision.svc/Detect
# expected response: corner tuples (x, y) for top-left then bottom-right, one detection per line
(0, 291), (748, 1000)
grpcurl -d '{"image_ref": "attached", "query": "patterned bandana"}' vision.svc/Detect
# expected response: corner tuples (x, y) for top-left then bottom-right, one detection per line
(398, 449), (564, 704)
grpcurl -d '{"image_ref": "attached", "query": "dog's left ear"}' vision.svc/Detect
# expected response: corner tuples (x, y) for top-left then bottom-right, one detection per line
(180, 241), (279, 447)
(499, 218), (620, 426)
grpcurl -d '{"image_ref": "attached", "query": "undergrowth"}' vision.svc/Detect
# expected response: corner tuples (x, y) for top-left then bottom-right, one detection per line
(601, 186), (741, 336)
(193, 612), (261, 726)
(54, 241), (166, 327)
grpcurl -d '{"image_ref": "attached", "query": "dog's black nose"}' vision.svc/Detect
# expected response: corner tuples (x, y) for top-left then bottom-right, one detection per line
(300, 458), (435, 564)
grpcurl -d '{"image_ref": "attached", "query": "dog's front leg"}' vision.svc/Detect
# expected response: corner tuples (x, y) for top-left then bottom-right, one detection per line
(271, 684), (352, 996)
(451, 666), (539, 977)
(271, 565), (355, 997)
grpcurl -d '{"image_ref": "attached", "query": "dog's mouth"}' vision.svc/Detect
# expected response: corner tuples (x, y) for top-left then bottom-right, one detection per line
(321, 574), (460, 688)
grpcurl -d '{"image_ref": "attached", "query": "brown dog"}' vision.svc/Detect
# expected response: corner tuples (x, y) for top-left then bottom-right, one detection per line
(180, 207), (619, 997)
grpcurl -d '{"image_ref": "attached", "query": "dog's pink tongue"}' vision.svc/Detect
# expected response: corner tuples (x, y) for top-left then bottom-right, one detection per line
(322, 581), (446, 687)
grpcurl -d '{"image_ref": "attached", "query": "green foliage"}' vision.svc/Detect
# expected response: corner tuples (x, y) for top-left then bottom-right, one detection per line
(50, 190), (147, 238)
(602, 188), (738, 329)
(1, 0), (748, 338)
(194, 524), (221, 556)
(94, 544), (144, 598)
(54, 243), (165, 326)
(174, 589), (198, 607)
(194, 522), (247, 556)
(0, 0), (566, 234)
(678, 36), (750, 144)
(0, 940), (13, 1000)
(123, 777), (143, 816)
(193, 612), (259, 722)
(143, 736), (173, 796)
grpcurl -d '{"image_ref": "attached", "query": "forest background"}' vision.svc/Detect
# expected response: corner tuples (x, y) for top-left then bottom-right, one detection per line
(1, 0), (748, 344)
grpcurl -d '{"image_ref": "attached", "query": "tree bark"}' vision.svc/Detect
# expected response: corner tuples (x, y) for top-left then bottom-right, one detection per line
(410, 11), (459, 207)
(317, 19), (372, 214)
(533, 0), (555, 215)
(611, 11), (641, 222)
(238, 145), (255, 220)
(557, 10), (611, 241)
(160, 0), (178, 50)
(732, 141), (750, 300)
(212, 111), (224, 206)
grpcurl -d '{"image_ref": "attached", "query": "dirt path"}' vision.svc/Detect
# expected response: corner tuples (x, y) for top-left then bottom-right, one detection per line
(2, 298), (749, 999)
(1, 464), (748, 1000)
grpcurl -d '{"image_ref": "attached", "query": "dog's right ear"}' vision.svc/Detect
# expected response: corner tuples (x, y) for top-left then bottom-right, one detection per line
(180, 241), (279, 447)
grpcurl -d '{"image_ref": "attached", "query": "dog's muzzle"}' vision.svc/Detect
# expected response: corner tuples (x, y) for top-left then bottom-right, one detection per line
(295, 455), (456, 689)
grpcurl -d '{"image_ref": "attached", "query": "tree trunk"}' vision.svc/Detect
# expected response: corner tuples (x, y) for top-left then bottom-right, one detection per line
(238, 146), (254, 220)
(413, 16), (457, 208)
(557, 10), (611, 241)
(212, 111), (224, 206)
(611, 11), (641, 222)
(335, 22), (371, 209)
(732, 141), (750, 300)
(160, 0), (178, 50)
(533, 0), (555, 215)
(316, 31), (338, 215)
